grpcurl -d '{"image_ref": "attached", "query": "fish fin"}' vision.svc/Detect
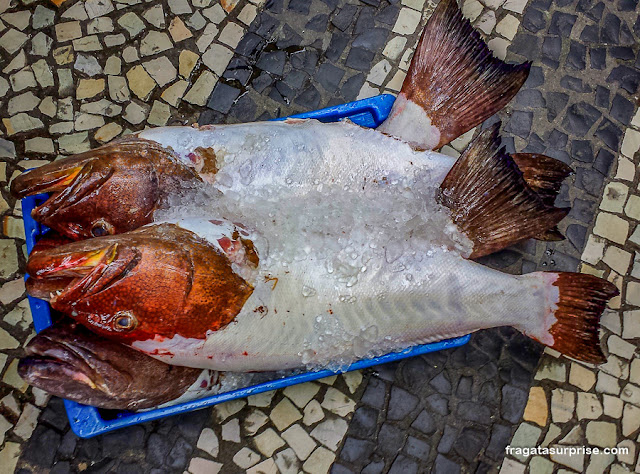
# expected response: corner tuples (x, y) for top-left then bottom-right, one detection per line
(511, 153), (573, 206)
(534, 226), (565, 242)
(376, 0), (530, 150)
(524, 272), (618, 364)
(511, 153), (572, 241)
(437, 124), (568, 259)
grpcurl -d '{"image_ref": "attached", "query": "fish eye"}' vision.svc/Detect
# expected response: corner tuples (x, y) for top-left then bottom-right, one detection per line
(91, 219), (114, 237)
(113, 311), (137, 331)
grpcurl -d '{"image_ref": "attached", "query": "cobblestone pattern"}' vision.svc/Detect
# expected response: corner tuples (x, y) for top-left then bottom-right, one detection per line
(0, 0), (265, 471)
(500, 0), (640, 472)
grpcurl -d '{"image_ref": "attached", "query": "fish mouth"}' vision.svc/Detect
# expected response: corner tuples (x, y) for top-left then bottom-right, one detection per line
(26, 240), (140, 306)
(19, 332), (109, 395)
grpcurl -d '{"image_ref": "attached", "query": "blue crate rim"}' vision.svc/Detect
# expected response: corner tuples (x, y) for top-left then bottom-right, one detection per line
(21, 94), (470, 438)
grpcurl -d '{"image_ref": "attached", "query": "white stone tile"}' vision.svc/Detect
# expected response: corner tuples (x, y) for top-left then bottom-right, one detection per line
(247, 458), (278, 474)
(593, 212), (629, 244)
(321, 388), (356, 417)
(603, 245), (632, 275)
(608, 334), (636, 359)
(367, 59), (392, 87)
(475, 9), (496, 34)
(621, 128), (640, 159)
(551, 388), (575, 423)
(274, 448), (300, 474)
(616, 157), (635, 182)
(601, 182), (629, 213)
(550, 445), (584, 472)
(503, 0), (527, 14)
(620, 383), (640, 405)
(183, 70), (218, 106)
(310, 418), (348, 451)
(222, 418), (240, 442)
(283, 383), (320, 409)
(233, 447), (261, 469)
(601, 354), (629, 379)
(382, 36), (407, 60)
(302, 446), (335, 474)
(244, 409), (268, 436)
(248, 390), (276, 407)
(622, 403), (640, 437)
(586, 421), (617, 448)
(281, 424), (316, 460)
(196, 427), (219, 457)
(392, 7), (422, 35)
(254, 427), (285, 457)
(188, 457), (222, 474)
(218, 22), (244, 49)
(302, 400), (324, 426)
(576, 392), (603, 420)
(270, 398), (302, 431)
(342, 371), (363, 394)
(569, 362), (596, 391)
(461, 0), (483, 22)
(499, 458), (526, 474)
(603, 394), (623, 418)
(495, 14), (519, 40)
(487, 37), (509, 60)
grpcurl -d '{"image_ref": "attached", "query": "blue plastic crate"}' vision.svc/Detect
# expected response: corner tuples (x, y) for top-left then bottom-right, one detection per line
(20, 94), (470, 438)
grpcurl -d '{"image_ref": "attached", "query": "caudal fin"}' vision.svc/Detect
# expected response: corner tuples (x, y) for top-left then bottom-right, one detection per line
(377, 0), (530, 150)
(512, 153), (573, 241)
(437, 124), (567, 258)
(526, 273), (618, 364)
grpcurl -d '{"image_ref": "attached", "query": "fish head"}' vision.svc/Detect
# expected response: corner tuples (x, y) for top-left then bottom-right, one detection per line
(18, 322), (203, 410)
(26, 223), (254, 344)
(10, 138), (200, 240)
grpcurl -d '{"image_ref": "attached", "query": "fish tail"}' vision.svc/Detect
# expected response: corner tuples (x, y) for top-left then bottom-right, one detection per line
(437, 124), (568, 259)
(511, 153), (573, 242)
(377, 0), (530, 150)
(523, 272), (618, 364)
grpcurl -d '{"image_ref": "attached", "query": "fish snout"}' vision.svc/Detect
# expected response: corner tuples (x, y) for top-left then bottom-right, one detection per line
(11, 138), (200, 240)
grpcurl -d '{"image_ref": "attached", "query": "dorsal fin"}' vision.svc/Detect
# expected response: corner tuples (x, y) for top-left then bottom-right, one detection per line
(377, 0), (530, 150)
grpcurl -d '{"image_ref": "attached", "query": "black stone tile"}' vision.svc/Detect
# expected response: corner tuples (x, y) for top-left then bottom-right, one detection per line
(486, 424), (512, 460)
(316, 62), (346, 92)
(223, 57), (252, 85)
(50, 462), (71, 474)
(21, 426), (61, 468)
(103, 426), (146, 458)
(353, 28), (389, 52)
(166, 437), (193, 469)
(387, 387), (419, 420)
(411, 410), (436, 435)
(571, 198), (596, 223)
(429, 372), (452, 394)
(231, 93), (258, 122)
(58, 430), (77, 458)
(362, 460), (385, 474)
(509, 33), (541, 60)
(207, 83), (241, 113)
(288, 0), (309, 14)
(618, 0), (637, 11)
(516, 89), (545, 108)
(251, 14), (278, 38)
(594, 148), (615, 175)
(341, 437), (375, 463)
(355, 7), (375, 35)
(580, 24), (599, 42)
(434, 455), (461, 474)
(548, 12), (577, 37)
(567, 41), (587, 70)
(523, 8), (546, 33)
(454, 428), (488, 463)
(284, 69), (309, 90)
(595, 118), (623, 151)
(345, 48), (376, 71)
(501, 385), (528, 423)
(146, 433), (171, 467)
(251, 72), (274, 93)
(306, 14), (329, 32)
(331, 464), (355, 474)
(256, 50), (286, 76)
(524, 66), (545, 88)
(601, 14), (621, 44)
(560, 75), (592, 93)
(524, 133), (546, 153)
(426, 393), (450, 416)
(291, 49), (319, 74)
(567, 224), (588, 250)
(531, 0), (552, 7)
(504, 110), (533, 138)
(361, 0), (381, 6)
(332, 4), (358, 31)
(607, 65), (640, 93)
(404, 436), (431, 460)
(547, 129), (568, 149)
(341, 73), (365, 101)
(562, 102), (601, 135)
(590, 47), (607, 70)
(265, 0), (284, 13)
(595, 85), (610, 108)
(457, 401), (492, 424)
(556, 0), (575, 6)
(275, 24), (302, 49)
(319, 0), (339, 8)
(236, 32), (264, 59)
(377, 422), (405, 457)
(361, 377), (387, 409)
(116, 463), (143, 474)
(389, 455), (418, 474)
(350, 405), (379, 438)
(437, 425), (457, 454)
(572, 140), (594, 162)
(611, 94), (634, 124)
(270, 84), (289, 104)
(326, 32), (350, 62)
(547, 92), (569, 121)
(376, 5), (399, 26)
(610, 46), (635, 61)
(41, 398), (69, 432)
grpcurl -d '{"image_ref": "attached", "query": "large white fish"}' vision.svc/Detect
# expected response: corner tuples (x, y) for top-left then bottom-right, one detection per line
(20, 0), (616, 374)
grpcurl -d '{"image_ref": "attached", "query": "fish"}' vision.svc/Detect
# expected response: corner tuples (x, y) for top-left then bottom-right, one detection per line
(17, 0), (617, 374)
(18, 322), (216, 411)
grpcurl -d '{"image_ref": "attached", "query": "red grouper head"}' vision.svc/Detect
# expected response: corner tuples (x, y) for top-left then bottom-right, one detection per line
(10, 137), (200, 240)
(25, 223), (254, 344)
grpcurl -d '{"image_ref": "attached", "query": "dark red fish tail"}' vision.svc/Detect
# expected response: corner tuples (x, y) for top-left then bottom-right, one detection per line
(377, 0), (530, 150)
(437, 124), (568, 259)
(528, 273), (618, 364)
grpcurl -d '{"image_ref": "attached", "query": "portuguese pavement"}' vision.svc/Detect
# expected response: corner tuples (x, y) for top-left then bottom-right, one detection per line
(0, 0), (639, 473)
